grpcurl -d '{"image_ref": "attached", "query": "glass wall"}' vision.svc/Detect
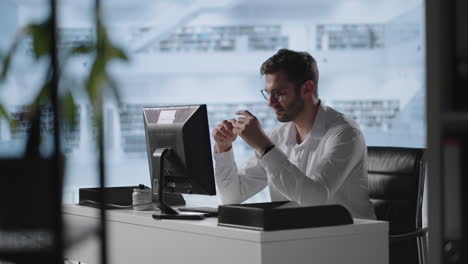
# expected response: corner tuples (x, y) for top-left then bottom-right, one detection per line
(0, 0), (426, 204)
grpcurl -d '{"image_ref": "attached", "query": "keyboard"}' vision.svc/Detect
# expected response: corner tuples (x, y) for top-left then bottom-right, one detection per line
(178, 206), (218, 216)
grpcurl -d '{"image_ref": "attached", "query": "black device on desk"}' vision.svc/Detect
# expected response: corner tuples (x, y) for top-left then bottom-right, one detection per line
(143, 104), (217, 220)
(218, 201), (354, 231)
(78, 185), (185, 209)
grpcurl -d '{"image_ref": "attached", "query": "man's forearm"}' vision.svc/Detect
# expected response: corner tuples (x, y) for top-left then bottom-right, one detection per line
(214, 143), (232, 153)
(260, 147), (328, 205)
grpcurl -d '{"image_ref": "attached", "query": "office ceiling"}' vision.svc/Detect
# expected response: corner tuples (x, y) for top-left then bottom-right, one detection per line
(10, 0), (423, 11)
(9, 0), (423, 26)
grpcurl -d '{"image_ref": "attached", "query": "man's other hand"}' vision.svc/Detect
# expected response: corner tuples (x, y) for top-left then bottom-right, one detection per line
(212, 119), (238, 153)
(234, 110), (273, 153)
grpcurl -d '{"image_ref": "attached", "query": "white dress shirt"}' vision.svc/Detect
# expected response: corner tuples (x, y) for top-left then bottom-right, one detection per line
(214, 102), (376, 219)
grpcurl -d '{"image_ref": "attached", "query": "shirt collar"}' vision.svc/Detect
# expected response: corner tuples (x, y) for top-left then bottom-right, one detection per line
(285, 100), (328, 147)
(310, 100), (328, 140)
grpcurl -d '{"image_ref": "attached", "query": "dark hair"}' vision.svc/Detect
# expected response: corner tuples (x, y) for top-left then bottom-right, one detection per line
(260, 49), (319, 94)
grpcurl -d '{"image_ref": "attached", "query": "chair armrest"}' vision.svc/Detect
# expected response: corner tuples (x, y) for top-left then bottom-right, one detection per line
(389, 227), (428, 243)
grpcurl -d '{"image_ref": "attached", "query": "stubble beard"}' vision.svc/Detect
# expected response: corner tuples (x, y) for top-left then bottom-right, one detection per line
(275, 97), (305, 122)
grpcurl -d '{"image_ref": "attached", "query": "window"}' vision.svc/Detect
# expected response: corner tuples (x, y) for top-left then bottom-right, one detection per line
(0, 0), (426, 204)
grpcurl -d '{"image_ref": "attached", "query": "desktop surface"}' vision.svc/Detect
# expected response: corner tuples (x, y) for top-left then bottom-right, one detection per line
(63, 204), (386, 241)
(63, 204), (388, 264)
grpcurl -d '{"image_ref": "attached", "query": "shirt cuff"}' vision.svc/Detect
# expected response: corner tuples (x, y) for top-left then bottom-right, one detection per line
(214, 147), (235, 164)
(258, 146), (288, 170)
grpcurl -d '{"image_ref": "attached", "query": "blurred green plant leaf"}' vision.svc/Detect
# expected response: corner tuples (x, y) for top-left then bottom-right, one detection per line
(109, 46), (129, 61)
(84, 18), (128, 124)
(0, 7), (131, 156)
(70, 44), (95, 55)
(27, 20), (51, 59)
(0, 104), (14, 128)
(62, 91), (78, 130)
(107, 76), (122, 106)
(36, 74), (52, 105)
(2, 11), (129, 150)
(1, 28), (29, 82)
(24, 75), (52, 121)
(97, 20), (128, 62)
(85, 58), (106, 111)
(0, 52), (13, 82)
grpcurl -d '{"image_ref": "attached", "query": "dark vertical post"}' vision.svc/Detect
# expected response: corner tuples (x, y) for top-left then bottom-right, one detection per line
(95, 1), (108, 264)
(49, 0), (63, 262)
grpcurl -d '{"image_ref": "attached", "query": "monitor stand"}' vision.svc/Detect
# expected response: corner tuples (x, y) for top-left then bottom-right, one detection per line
(151, 148), (205, 220)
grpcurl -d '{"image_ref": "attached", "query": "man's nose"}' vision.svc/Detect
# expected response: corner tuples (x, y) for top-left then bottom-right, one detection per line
(268, 96), (279, 106)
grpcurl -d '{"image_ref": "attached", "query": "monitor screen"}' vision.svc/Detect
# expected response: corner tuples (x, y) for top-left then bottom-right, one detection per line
(143, 104), (216, 219)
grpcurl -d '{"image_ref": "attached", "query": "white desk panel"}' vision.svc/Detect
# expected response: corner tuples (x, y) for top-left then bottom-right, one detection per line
(63, 204), (388, 264)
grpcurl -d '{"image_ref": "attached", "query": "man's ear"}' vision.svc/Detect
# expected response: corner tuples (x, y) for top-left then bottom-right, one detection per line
(302, 80), (315, 98)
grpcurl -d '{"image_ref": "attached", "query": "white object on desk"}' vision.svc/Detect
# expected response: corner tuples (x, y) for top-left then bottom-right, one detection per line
(132, 188), (153, 211)
(63, 204), (388, 264)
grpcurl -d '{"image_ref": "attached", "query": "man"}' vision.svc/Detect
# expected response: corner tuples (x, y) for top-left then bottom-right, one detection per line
(212, 49), (376, 219)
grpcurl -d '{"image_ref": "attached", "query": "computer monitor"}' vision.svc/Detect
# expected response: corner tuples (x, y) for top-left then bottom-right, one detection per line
(143, 104), (216, 220)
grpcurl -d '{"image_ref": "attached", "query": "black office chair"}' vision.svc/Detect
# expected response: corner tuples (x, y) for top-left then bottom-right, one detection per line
(367, 147), (428, 264)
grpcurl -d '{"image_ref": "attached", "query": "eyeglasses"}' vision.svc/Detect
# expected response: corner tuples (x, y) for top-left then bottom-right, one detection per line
(260, 89), (286, 102)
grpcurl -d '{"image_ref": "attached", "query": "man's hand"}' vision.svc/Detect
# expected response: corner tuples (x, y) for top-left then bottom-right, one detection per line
(212, 119), (238, 153)
(234, 110), (273, 153)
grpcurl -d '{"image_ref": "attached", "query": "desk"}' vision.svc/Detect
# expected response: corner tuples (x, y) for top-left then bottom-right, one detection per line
(63, 204), (388, 264)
